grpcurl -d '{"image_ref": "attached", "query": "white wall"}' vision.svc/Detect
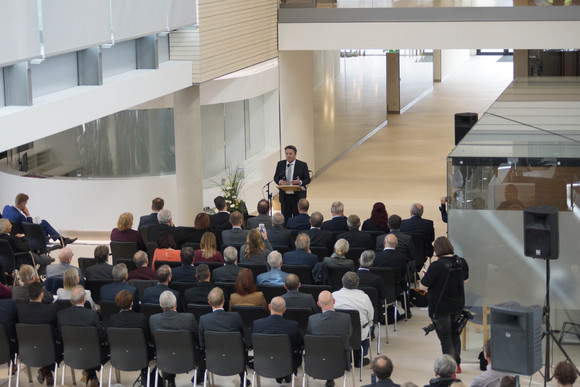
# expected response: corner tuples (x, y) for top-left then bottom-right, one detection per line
(433, 49), (471, 82)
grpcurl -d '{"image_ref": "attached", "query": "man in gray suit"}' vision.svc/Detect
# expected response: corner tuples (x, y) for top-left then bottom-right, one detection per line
(211, 246), (241, 283)
(281, 274), (318, 313)
(221, 212), (249, 247)
(266, 213), (294, 250)
(46, 247), (82, 279)
(247, 200), (272, 230)
(149, 291), (201, 387)
(307, 290), (352, 387)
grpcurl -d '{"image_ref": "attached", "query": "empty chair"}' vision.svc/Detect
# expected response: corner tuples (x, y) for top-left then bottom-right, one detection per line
(153, 330), (198, 387)
(84, 279), (114, 305)
(21, 222), (63, 254)
(60, 325), (106, 387)
(141, 304), (163, 320)
(303, 335), (350, 387)
(283, 307), (312, 337)
(281, 265), (313, 285)
(78, 258), (96, 279)
(110, 242), (139, 264)
(186, 304), (212, 322)
(169, 281), (198, 299)
(328, 266), (351, 291)
(153, 260), (181, 271)
(114, 258), (137, 272)
(256, 284), (285, 303)
(345, 247), (366, 270)
(251, 333), (296, 387)
(194, 261), (223, 273)
(15, 324), (59, 387)
(44, 276), (64, 294)
(298, 284), (332, 301)
(237, 263), (268, 279)
(309, 246), (329, 261)
(358, 286), (383, 353)
(369, 267), (399, 336)
(203, 331), (247, 387)
(107, 327), (151, 387)
(270, 245), (290, 255)
(336, 309), (370, 381)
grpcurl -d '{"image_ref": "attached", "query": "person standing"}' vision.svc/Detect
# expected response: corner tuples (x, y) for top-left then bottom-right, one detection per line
(274, 145), (310, 221)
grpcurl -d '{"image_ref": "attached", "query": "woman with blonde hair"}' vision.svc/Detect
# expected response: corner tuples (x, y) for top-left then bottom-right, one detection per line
(239, 229), (272, 264)
(110, 212), (146, 251)
(57, 268), (96, 309)
(194, 232), (224, 263)
(323, 238), (354, 269)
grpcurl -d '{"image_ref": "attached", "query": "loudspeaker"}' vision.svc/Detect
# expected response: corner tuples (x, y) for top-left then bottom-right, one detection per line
(454, 112), (478, 145)
(490, 302), (542, 375)
(523, 205), (559, 259)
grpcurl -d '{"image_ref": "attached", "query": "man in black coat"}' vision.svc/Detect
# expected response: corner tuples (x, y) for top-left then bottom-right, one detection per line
(253, 297), (303, 380)
(337, 215), (373, 250)
(274, 145), (311, 221)
(321, 201), (348, 232)
(286, 199), (310, 230)
(85, 245), (113, 280)
(374, 235), (408, 291)
(184, 264), (215, 305)
(361, 356), (400, 387)
(209, 196), (232, 230)
(400, 203), (435, 259)
(138, 197), (164, 231)
(266, 213), (294, 250)
(142, 265), (181, 309)
(212, 247), (241, 283)
(304, 212), (334, 254)
(146, 209), (184, 248)
(280, 274), (318, 313)
(375, 215), (416, 262)
(357, 250), (386, 301)
(171, 247), (197, 283)
(100, 263), (140, 311)
(57, 285), (108, 387)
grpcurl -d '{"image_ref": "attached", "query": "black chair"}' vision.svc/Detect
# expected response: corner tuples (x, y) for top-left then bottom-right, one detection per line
(281, 265), (313, 285)
(44, 276), (64, 294)
(60, 325), (106, 387)
(214, 282), (234, 311)
(283, 307), (312, 337)
(271, 245), (290, 255)
(54, 299), (91, 312)
(186, 303), (212, 322)
(177, 227), (196, 243)
(238, 263), (268, 279)
(127, 279), (158, 301)
(169, 281), (198, 298)
(0, 240), (34, 285)
(299, 284), (331, 301)
(370, 266), (409, 321)
(78, 258), (96, 279)
(15, 323), (59, 387)
(370, 267), (399, 336)
(194, 261), (223, 273)
(110, 242), (139, 264)
(256, 284), (285, 303)
(21, 222), (63, 254)
(203, 331), (247, 387)
(183, 242), (201, 250)
(107, 327), (151, 387)
(141, 303), (163, 320)
(345, 247), (366, 270)
(153, 260), (181, 271)
(251, 333), (296, 386)
(309, 246), (329, 261)
(327, 266), (351, 290)
(146, 242), (157, 263)
(140, 226), (149, 246)
(358, 286), (382, 353)
(0, 325), (14, 387)
(303, 335), (350, 387)
(99, 300), (121, 327)
(336, 309), (369, 382)
(115, 258), (137, 272)
(230, 305), (269, 346)
(408, 232), (426, 277)
(85, 278), (113, 305)
(154, 330), (198, 387)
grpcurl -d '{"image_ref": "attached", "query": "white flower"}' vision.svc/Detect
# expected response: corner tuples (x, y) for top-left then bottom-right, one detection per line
(230, 204), (235, 208)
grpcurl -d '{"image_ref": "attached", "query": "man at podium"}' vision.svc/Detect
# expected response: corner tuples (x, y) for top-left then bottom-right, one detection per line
(274, 145), (311, 221)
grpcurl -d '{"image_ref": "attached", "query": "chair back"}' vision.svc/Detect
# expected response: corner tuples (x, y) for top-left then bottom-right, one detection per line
(194, 261), (223, 273)
(78, 258), (96, 278)
(328, 266), (351, 290)
(281, 264), (313, 285)
(99, 300), (121, 326)
(127, 279), (158, 300)
(154, 330), (197, 375)
(0, 325), (11, 366)
(298, 284), (331, 301)
(154, 260), (181, 271)
(303, 335), (348, 380)
(0, 240), (16, 275)
(44, 276), (63, 294)
(231, 305), (269, 344)
(177, 227), (196, 243)
(186, 303), (212, 322)
(60, 325), (102, 370)
(15, 323), (56, 367)
(407, 232), (426, 265)
(115, 258), (137, 272)
(54, 299), (91, 312)
(182, 242), (201, 251)
(270, 245), (290, 255)
(238, 262), (268, 279)
(107, 327), (149, 371)
(146, 242), (157, 262)
(204, 331), (246, 376)
(283, 307), (312, 337)
(85, 278), (114, 305)
(358, 286), (381, 324)
(309, 246), (329, 261)
(110, 242), (139, 264)
(345, 247), (366, 269)
(141, 303), (163, 320)
(169, 281), (198, 298)
(214, 282), (235, 310)
(369, 267), (397, 304)
(140, 226), (149, 245)
(252, 333), (294, 378)
(256, 284), (285, 303)
(21, 222), (54, 254)
(336, 309), (362, 349)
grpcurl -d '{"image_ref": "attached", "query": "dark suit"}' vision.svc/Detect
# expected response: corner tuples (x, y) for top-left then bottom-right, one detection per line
(357, 269), (386, 300)
(184, 282), (216, 305)
(198, 309), (244, 348)
(100, 281), (140, 310)
(222, 228), (249, 247)
(108, 310), (152, 354)
(212, 264), (241, 283)
(337, 230), (373, 250)
(307, 310), (352, 353)
(142, 284), (180, 308)
(267, 227), (295, 250)
(247, 214), (272, 230)
(274, 159), (311, 220)
(138, 213), (159, 231)
(0, 299), (17, 354)
(375, 231), (415, 261)
(286, 213), (310, 230)
(374, 249), (408, 288)
(57, 305), (107, 343)
(305, 228), (334, 252)
(210, 212), (232, 230)
(283, 250), (318, 268)
(253, 314), (303, 369)
(171, 265), (197, 282)
(322, 216), (348, 232)
(12, 283), (53, 304)
(281, 290), (318, 313)
(362, 378), (400, 387)
(85, 263), (113, 281)
(147, 224), (185, 248)
(400, 216), (435, 258)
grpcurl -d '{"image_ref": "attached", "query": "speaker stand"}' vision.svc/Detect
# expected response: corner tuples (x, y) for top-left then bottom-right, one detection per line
(541, 259), (579, 387)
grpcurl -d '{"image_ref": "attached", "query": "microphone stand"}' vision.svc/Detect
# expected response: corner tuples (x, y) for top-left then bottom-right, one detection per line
(263, 179), (275, 217)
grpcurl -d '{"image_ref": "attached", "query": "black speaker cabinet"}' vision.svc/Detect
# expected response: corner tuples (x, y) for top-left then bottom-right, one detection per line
(454, 112), (478, 145)
(523, 205), (559, 259)
(490, 302), (542, 375)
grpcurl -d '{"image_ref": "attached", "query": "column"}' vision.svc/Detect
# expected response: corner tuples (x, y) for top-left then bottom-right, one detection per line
(387, 51), (400, 114)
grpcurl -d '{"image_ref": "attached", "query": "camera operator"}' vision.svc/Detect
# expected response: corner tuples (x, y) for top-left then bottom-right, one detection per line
(420, 236), (469, 371)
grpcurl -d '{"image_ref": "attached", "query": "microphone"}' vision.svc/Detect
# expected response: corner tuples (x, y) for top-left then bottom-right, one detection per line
(287, 163), (291, 168)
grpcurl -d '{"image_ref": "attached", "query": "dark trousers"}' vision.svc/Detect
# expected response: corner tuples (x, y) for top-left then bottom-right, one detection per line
(40, 220), (61, 241)
(432, 313), (462, 365)
(280, 194), (299, 222)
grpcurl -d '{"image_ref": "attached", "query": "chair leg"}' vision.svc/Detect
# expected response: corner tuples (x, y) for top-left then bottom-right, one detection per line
(377, 322), (381, 354)
(53, 363), (58, 387)
(15, 360), (20, 387)
(61, 364), (66, 386)
(146, 366), (151, 387)
(394, 301), (398, 331)
(403, 292), (408, 321)
(192, 366), (197, 387)
(251, 371), (255, 387)
(99, 365), (103, 387)
(27, 365), (32, 382)
(242, 371), (247, 387)
(115, 368), (121, 383)
(154, 368), (159, 387)
(108, 366), (112, 387)
(302, 373), (307, 387)
(359, 346), (363, 382)
(342, 374), (347, 387)
(71, 367), (76, 385)
(350, 354), (355, 387)
(8, 359), (13, 387)
(291, 373), (295, 387)
(202, 369), (207, 387)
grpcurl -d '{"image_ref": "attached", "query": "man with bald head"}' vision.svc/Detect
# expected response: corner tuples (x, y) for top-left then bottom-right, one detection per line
(46, 247), (82, 279)
(253, 297), (303, 381)
(400, 203), (434, 259)
(374, 234), (408, 287)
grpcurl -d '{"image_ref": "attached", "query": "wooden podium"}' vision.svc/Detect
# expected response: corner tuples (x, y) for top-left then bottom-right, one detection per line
(276, 185), (305, 193)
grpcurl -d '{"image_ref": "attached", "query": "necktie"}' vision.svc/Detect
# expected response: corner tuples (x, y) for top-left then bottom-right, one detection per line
(286, 163), (292, 183)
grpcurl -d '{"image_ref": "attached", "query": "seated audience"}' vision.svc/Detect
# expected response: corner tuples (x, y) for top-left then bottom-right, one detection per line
(0, 218), (53, 275)
(281, 273), (318, 313)
(171, 247), (197, 282)
(357, 250), (386, 301)
(184, 264), (215, 305)
(471, 340), (511, 387)
(100, 263), (139, 309)
(152, 232), (181, 266)
(211, 246), (241, 283)
(147, 209), (184, 248)
(256, 251), (287, 285)
(426, 355), (461, 387)
(282, 233), (318, 268)
(187, 213), (211, 244)
(46, 247), (82, 279)
(305, 211), (333, 253)
(194, 232), (224, 263)
(247, 199), (273, 230)
(267, 213), (294, 250)
(209, 196), (232, 230)
(142, 265), (180, 307)
(554, 361), (577, 387)
(138, 197), (164, 231)
(337, 214), (374, 250)
(110, 212), (146, 251)
(57, 268), (96, 309)
(229, 269), (267, 310)
(221, 211), (248, 247)
(12, 265), (53, 304)
(323, 238), (354, 270)
(2, 193), (76, 244)
(362, 202), (390, 233)
(240, 229), (273, 264)
(286, 199), (310, 230)
(321, 201), (348, 232)
(85, 245), (113, 280)
(127, 251), (157, 280)
(361, 356), (398, 387)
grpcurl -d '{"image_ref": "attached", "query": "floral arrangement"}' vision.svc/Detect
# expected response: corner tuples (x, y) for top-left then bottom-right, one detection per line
(214, 165), (247, 214)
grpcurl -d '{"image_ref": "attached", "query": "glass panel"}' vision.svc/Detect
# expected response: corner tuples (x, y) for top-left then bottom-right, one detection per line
(201, 104), (226, 178)
(224, 101), (246, 167)
(245, 94), (266, 159)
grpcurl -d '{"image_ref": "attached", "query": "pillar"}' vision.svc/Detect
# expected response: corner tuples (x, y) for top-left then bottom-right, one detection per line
(387, 51), (400, 114)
